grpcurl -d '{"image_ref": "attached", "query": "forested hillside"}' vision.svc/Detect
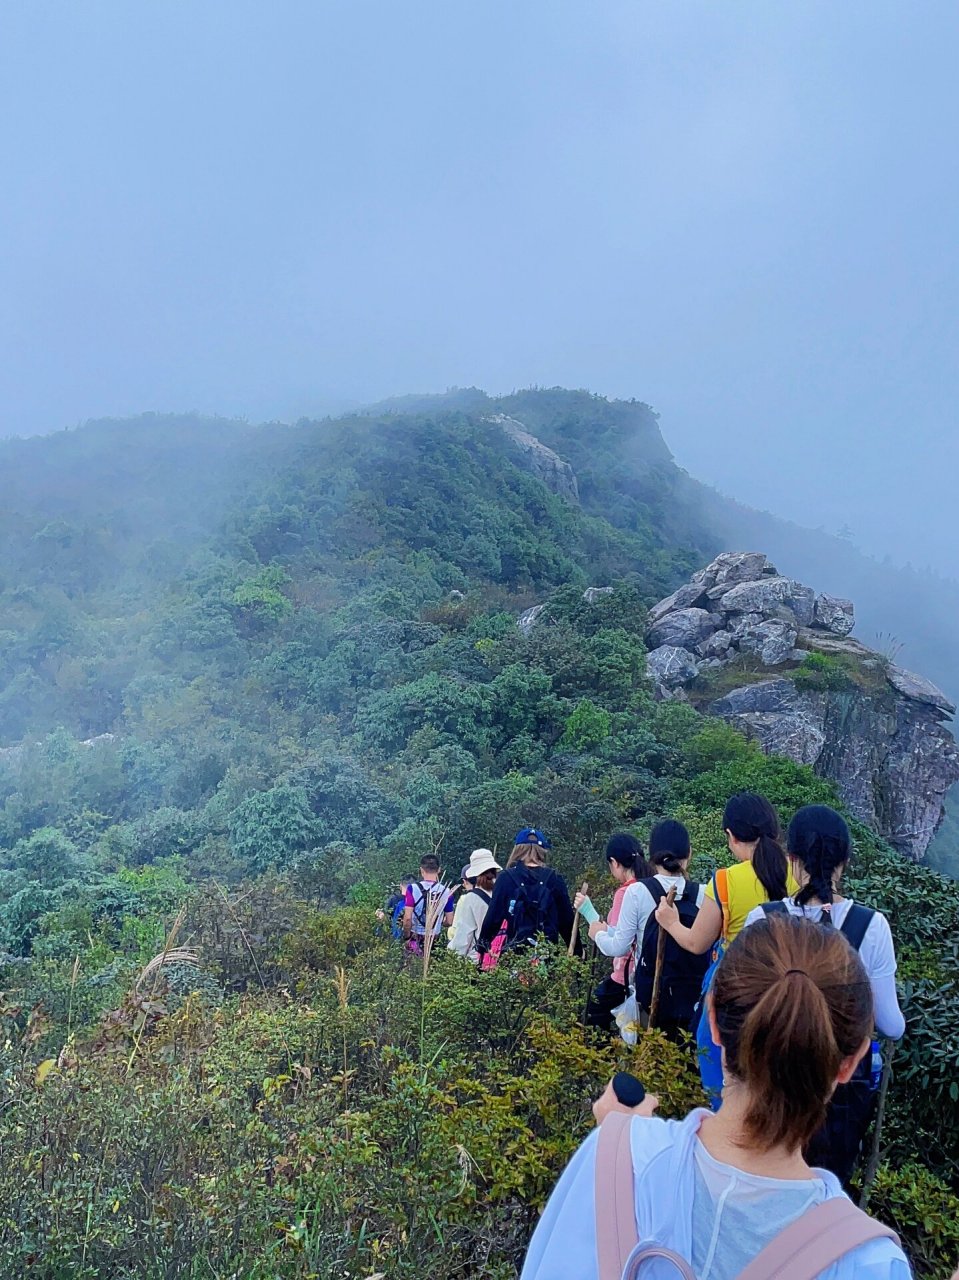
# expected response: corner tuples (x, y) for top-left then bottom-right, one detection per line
(1, 390), (958, 1278)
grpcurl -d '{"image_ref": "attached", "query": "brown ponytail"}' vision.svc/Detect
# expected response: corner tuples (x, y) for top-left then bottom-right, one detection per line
(712, 914), (873, 1152)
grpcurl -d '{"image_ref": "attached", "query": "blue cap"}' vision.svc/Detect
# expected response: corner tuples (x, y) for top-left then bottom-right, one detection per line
(515, 827), (551, 849)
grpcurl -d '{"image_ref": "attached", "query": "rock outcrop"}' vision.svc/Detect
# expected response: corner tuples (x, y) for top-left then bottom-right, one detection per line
(646, 552), (959, 861)
(488, 414), (580, 501)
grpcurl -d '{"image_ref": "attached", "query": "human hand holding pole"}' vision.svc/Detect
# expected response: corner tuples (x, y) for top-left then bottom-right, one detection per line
(647, 885), (677, 1030)
(568, 881), (589, 956)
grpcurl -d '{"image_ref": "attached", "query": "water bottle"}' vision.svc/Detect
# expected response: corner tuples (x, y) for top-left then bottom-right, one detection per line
(869, 1039), (883, 1091)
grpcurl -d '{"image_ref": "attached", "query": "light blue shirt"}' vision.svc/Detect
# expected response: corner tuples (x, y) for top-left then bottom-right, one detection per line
(521, 1111), (911, 1280)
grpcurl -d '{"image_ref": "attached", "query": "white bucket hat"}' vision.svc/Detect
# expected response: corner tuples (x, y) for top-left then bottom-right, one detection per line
(465, 848), (501, 879)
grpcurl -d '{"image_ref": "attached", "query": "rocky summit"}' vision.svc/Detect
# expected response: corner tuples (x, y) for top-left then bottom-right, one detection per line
(646, 552), (959, 861)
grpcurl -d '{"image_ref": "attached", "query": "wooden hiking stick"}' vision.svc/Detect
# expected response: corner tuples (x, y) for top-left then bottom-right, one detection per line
(646, 885), (677, 1030)
(858, 1040), (893, 1211)
(568, 882), (589, 956)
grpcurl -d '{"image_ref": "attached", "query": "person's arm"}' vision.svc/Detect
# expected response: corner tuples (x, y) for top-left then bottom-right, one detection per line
(591, 884), (644, 958)
(654, 892), (721, 955)
(520, 1129), (601, 1280)
(867, 913), (907, 1040)
(448, 895), (480, 960)
(477, 872), (511, 949)
(402, 885), (415, 940)
(553, 874), (576, 946)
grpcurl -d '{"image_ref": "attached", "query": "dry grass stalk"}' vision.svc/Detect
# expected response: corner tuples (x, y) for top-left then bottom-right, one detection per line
(420, 880), (451, 979)
(135, 947), (200, 990)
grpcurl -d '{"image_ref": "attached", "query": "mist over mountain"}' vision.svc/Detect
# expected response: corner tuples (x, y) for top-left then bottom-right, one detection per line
(3, 387), (956, 877)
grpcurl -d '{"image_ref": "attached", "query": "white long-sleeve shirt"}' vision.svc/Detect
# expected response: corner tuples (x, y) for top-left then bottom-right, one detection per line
(447, 890), (489, 963)
(594, 874), (705, 961)
(743, 898), (906, 1040)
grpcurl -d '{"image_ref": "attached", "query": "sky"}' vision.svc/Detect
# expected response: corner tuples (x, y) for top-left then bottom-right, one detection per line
(1, 1), (957, 576)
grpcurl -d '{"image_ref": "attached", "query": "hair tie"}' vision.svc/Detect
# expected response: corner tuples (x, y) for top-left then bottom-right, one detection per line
(784, 968), (808, 978)
(820, 902), (832, 913)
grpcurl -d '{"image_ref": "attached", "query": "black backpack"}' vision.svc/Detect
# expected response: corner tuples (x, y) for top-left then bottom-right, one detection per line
(635, 879), (710, 1025)
(760, 899), (875, 951)
(507, 866), (560, 947)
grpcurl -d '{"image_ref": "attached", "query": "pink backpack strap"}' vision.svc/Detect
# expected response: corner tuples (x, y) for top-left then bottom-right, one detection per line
(594, 1112), (639, 1280)
(735, 1195), (901, 1280)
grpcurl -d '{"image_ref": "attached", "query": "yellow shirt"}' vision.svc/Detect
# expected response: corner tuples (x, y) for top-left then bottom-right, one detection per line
(705, 861), (799, 944)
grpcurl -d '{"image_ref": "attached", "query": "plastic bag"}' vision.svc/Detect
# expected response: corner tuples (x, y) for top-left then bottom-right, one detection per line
(612, 990), (641, 1047)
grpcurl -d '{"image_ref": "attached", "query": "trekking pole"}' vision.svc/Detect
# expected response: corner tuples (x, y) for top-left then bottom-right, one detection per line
(568, 882), (589, 956)
(646, 885), (677, 1031)
(858, 1039), (893, 1211)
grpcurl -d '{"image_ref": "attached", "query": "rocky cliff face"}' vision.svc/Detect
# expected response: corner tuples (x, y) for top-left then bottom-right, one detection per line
(646, 552), (959, 861)
(489, 414), (580, 502)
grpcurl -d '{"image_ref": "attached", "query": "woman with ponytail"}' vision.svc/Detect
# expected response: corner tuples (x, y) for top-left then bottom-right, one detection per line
(576, 820), (709, 1038)
(583, 833), (651, 1030)
(743, 804), (905, 1184)
(654, 794), (798, 1102)
(522, 914), (910, 1280)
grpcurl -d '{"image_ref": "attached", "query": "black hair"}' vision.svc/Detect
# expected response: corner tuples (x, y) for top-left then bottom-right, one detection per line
(722, 792), (788, 902)
(605, 832), (651, 878)
(786, 805), (852, 922)
(648, 819), (691, 875)
(420, 853), (441, 874)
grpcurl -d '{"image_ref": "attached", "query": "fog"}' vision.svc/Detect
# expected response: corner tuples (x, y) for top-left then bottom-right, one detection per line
(1, 0), (957, 576)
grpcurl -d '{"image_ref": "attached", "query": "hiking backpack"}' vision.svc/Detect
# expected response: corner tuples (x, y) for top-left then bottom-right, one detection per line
(410, 880), (448, 937)
(760, 897), (881, 1102)
(759, 898), (875, 951)
(389, 898), (405, 940)
(507, 867), (560, 947)
(471, 886), (508, 970)
(634, 879), (710, 1026)
(593, 1110), (901, 1280)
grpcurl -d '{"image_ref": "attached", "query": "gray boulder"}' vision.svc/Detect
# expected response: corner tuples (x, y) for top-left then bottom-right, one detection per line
(517, 604), (546, 636)
(646, 581), (707, 625)
(647, 645), (700, 688)
(491, 414), (580, 501)
(738, 618), (798, 667)
(700, 629), (734, 659)
(709, 679), (827, 765)
(887, 665), (956, 717)
(785, 582), (817, 628)
(728, 612), (764, 642)
(647, 607), (721, 652)
(695, 551), (771, 590)
(583, 586), (614, 605)
(814, 594), (855, 636)
(718, 576), (792, 616)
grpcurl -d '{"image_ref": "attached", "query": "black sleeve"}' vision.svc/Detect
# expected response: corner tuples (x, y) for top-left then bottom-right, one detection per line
(552, 873), (576, 946)
(477, 870), (512, 950)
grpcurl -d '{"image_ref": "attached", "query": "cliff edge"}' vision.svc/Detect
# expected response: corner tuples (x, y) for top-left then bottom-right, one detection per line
(646, 552), (959, 861)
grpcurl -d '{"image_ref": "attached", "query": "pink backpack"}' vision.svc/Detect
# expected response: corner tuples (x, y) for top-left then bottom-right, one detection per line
(480, 917), (508, 971)
(594, 1112), (900, 1280)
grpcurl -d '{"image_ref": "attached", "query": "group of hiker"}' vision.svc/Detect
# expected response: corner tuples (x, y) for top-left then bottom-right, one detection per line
(385, 793), (918, 1278)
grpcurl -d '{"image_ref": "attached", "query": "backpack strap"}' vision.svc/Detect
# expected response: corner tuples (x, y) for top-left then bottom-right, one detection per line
(680, 880), (700, 907)
(470, 887), (492, 907)
(594, 1112), (639, 1280)
(759, 900), (789, 917)
(735, 1195), (899, 1280)
(641, 877), (667, 905)
(839, 902), (875, 952)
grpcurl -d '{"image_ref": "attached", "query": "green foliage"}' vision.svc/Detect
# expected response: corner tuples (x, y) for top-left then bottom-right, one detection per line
(231, 565), (295, 628)
(230, 785), (317, 873)
(791, 651), (853, 692)
(560, 699), (612, 751)
(0, 390), (956, 1274)
(867, 1163), (959, 1280)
